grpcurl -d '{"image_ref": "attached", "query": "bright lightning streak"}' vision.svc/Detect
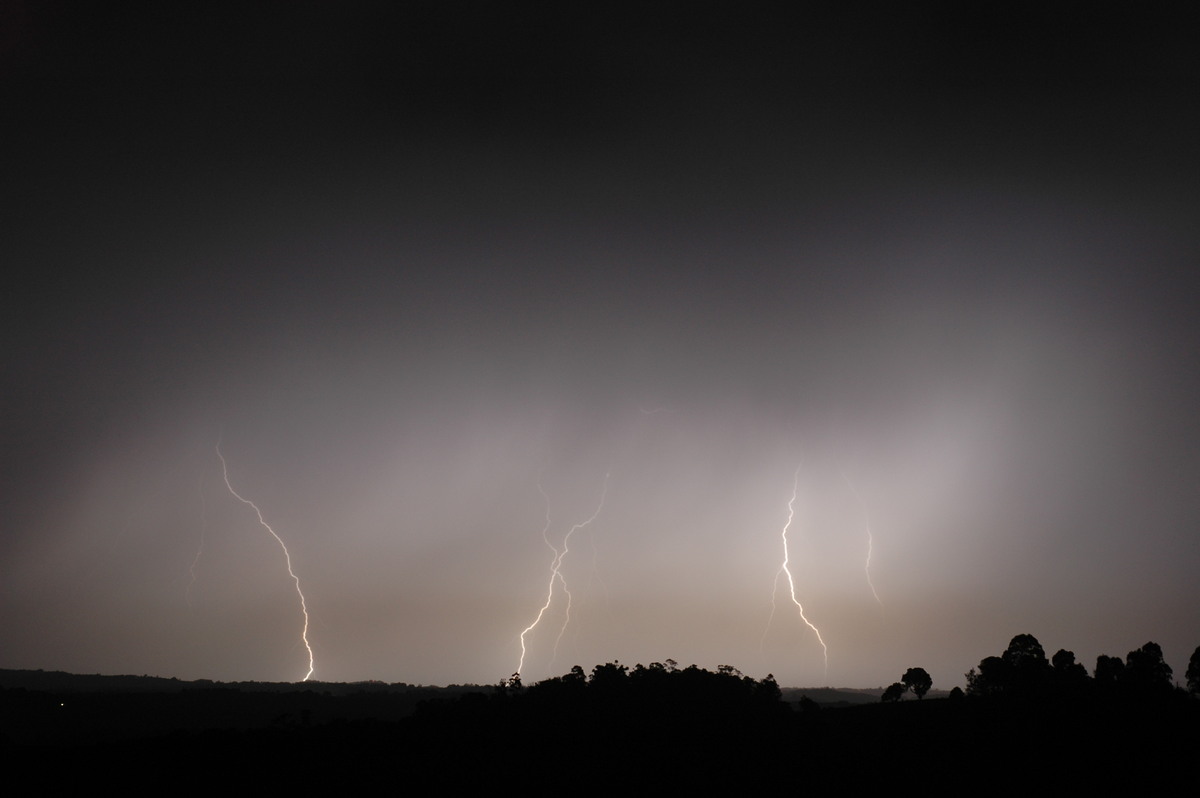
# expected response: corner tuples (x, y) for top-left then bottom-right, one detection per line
(771, 467), (828, 677)
(216, 444), (315, 682)
(516, 478), (557, 677)
(843, 472), (883, 609)
(516, 472), (610, 677)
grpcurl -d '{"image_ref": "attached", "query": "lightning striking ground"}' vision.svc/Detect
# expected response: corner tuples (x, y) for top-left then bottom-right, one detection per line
(765, 467), (828, 677)
(843, 472), (883, 609)
(216, 444), (315, 682)
(516, 472), (610, 677)
(516, 478), (557, 677)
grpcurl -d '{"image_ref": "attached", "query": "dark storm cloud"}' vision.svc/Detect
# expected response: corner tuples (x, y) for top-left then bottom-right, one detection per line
(2, 5), (1197, 687)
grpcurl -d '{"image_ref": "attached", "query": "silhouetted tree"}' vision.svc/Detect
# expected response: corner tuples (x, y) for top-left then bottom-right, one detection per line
(948, 686), (964, 701)
(881, 682), (906, 703)
(965, 656), (1009, 697)
(628, 661), (670, 696)
(493, 672), (522, 697)
(966, 635), (1052, 697)
(902, 667), (932, 699)
(1003, 633), (1048, 669)
(1123, 642), (1173, 692)
(1050, 649), (1089, 691)
(1094, 654), (1125, 685)
(1187, 646), (1200, 695)
(589, 661), (628, 692)
(1005, 634), (1051, 693)
(756, 673), (782, 703)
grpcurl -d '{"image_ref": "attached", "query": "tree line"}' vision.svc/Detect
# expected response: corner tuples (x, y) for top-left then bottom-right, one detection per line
(457, 634), (1200, 712)
(962, 634), (1198, 701)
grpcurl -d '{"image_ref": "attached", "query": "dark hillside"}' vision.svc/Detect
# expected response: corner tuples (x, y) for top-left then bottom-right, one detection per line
(5, 658), (1197, 790)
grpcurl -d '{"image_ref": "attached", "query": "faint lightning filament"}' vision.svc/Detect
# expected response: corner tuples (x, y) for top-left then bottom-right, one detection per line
(772, 467), (828, 676)
(216, 444), (315, 682)
(550, 475), (610, 666)
(843, 472), (883, 609)
(185, 472), (206, 606)
(516, 472), (610, 676)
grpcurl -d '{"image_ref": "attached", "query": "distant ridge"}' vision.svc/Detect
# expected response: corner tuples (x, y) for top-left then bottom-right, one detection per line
(2, 668), (911, 701)
(0, 668), (435, 694)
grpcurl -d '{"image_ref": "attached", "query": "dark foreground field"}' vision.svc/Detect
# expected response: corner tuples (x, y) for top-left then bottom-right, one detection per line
(4, 663), (1197, 790)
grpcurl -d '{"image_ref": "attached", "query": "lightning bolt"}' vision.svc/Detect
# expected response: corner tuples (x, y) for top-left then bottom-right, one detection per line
(843, 472), (883, 609)
(216, 443), (315, 682)
(516, 472), (610, 677)
(765, 467), (828, 677)
(516, 478), (557, 677)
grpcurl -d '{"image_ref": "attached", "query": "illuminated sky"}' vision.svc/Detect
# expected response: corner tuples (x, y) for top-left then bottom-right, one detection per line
(3, 5), (1198, 688)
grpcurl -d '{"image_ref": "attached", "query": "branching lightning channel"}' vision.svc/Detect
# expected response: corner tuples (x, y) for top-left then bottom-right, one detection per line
(842, 472), (883, 609)
(216, 444), (315, 682)
(516, 472), (610, 677)
(768, 467), (828, 676)
(551, 473), (610, 668)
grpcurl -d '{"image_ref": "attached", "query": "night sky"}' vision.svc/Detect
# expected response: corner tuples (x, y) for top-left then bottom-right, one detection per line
(3, 4), (1198, 688)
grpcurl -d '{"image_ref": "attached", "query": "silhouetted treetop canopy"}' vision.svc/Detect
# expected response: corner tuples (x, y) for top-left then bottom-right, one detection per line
(1003, 634), (1049, 670)
(902, 667), (933, 699)
(967, 634), (1188, 702)
(417, 661), (790, 726)
(1123, 642), (1174, 692)
(1187, 647), (1200, 696)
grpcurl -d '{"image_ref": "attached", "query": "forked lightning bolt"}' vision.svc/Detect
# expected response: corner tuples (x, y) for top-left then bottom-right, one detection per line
(765, 467), (828, 676)
(516, 472), (610, 677)
(843, 472), (883, 608)
(216, 444), (315, 682)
